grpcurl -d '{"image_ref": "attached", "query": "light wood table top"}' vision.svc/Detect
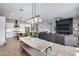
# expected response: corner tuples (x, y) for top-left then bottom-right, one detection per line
(19, 36), (54, 52)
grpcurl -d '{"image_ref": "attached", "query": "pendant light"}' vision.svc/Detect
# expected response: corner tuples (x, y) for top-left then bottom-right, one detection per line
(27, 3), (42, 24)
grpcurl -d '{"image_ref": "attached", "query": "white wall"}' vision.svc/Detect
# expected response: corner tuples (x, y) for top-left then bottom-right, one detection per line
(38, 22), (51, 33)
(6, 23), (16, 38)
(38, 21), (56, 33)
(0, 16), (6, 45)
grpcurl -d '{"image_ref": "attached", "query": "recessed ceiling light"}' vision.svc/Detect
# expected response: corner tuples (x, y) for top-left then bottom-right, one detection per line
(19, 9), (24, 12)
(39, 18), (42, 22)
(9, 16), (12, 19)
(10, 13), (15, 16)
(20, 16), (22, 18)
(27, 20), (30, 23)
(26, 17), (30, 19)
(34, 18), (38, 23)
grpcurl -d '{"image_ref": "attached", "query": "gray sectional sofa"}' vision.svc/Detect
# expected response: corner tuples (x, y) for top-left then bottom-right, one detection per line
(38, 32), (65, 45)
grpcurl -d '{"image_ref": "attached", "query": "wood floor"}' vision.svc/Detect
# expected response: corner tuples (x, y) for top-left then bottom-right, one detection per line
(0, 37), (79, 56)
(0, 37), (26, 56)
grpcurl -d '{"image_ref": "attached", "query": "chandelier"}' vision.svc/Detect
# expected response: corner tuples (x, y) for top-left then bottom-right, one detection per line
(27, 15), (42, 24)
(27, 3), (42, 24)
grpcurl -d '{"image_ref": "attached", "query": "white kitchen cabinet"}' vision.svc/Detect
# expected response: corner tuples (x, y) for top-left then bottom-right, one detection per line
(0, 16), (6, 46)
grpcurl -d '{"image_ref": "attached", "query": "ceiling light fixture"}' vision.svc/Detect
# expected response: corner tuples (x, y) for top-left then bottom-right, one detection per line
(27, 3), (42, 24)
(39, 18), (42, 22)
(19, 8), (24, 12)
(9, 13), (15, 19)
(10, 13), (15, 16)
(55, 16), (60, 21)
(27, 20), (30, 23)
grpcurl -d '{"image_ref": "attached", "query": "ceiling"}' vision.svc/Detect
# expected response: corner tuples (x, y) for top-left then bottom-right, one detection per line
(0, 3), (79, 23)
